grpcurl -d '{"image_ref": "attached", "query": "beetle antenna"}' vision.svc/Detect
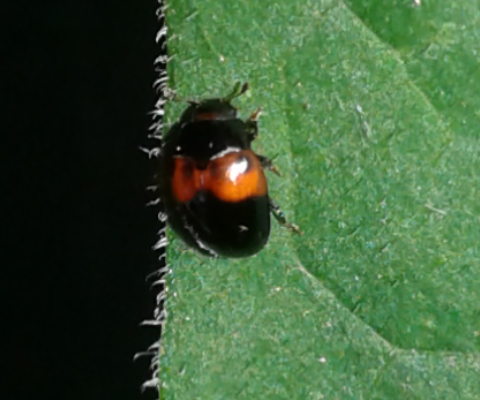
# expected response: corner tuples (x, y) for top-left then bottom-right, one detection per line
(224, 82), (249, 102)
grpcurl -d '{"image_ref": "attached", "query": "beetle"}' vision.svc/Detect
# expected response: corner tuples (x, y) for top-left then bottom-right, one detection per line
(158, 82), (300, 258)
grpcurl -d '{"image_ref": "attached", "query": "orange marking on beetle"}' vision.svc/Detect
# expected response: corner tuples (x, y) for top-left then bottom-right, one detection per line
(194, 112), (219, 121)
(207, 150), (267, 202)
(172, 158), (195, 203)
(172, 150), (267, 203)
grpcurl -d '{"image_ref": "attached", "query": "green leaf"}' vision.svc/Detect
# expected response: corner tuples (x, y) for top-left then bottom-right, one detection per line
(161, 0), (480, 398)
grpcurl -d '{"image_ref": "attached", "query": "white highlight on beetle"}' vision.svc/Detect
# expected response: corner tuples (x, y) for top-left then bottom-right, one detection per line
(210, 146), (241, 159)
(228, 157), (248, 182)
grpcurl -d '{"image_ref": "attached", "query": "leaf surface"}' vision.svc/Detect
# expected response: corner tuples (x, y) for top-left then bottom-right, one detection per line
(162, 1), (480, 398)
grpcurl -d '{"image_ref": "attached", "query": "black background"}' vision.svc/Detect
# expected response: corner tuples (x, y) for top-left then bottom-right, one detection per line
(4, 2), (162, 399)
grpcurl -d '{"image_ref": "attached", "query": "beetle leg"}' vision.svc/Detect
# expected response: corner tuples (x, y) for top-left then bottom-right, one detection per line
(246, 107), (262, 142)
(269, 199), (303, 235)
(162, 87), (189, 103)
(246, 120), (258, 142)
(248, 107), (263, 122)
(256, 154), (281, 176)
(161, 87), (201, 107)
(162, 86), (177, 100)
